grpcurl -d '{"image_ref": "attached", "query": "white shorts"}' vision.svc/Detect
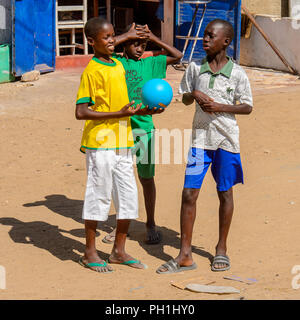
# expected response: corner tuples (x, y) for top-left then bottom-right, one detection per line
(82, 149), (138, 221)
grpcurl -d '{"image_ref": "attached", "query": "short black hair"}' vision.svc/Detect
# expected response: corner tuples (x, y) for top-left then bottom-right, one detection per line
(208, 19), (234, 42)
(84, 17), (111, 39)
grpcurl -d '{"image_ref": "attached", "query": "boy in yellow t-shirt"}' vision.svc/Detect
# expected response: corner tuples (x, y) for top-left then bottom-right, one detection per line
(76, 17), (157, 272)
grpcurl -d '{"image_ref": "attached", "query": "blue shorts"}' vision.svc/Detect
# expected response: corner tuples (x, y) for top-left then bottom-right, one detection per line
(184, 148), (244, 191)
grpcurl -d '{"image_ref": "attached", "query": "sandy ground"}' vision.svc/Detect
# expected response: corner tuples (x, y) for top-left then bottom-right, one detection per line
(0, 65), (300, 300)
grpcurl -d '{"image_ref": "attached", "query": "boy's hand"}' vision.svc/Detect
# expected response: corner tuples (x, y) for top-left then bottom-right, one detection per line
(192, 90), (213, 105)
(202, 101), (224, 113)
(119, 101), (142, 116)
(135, 24), (150, 39)
(192, 90), (215, 114)
(135, 104), (165, 115)
(141, 24), (154, 41)
(150, 103), (166, 114)
(127, 23), (149, 41)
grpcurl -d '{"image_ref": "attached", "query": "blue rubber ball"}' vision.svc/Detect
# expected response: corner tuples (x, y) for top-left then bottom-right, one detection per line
(141, 79), (173, 109)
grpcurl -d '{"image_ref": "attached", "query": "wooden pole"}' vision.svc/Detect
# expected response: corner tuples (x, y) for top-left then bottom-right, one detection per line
(161, 0), (174, 46)
(241, 5), (298, 75)
(106, 0), (111, 22)
(93, 0), (99, 17)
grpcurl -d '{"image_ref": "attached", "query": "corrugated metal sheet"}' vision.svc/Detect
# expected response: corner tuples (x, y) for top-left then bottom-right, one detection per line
(175, 0), (241, 63)
(12, 0), (56, 76)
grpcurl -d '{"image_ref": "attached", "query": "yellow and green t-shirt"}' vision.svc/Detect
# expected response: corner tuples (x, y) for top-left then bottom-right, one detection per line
(76, 57), (134, 153)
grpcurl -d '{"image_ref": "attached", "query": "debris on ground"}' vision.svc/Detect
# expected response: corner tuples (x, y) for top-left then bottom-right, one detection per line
(21, 70), (40, 82)
(171, 278), (215, 290)
(223, 275), (258, 285)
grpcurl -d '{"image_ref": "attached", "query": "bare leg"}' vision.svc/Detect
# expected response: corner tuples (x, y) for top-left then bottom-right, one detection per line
(157, 188), (200, 272)
(109, 219), (146, 269)
(138, 175), (161, 244)
(82, 220), (113, 272)
(213, 188), (234, 270)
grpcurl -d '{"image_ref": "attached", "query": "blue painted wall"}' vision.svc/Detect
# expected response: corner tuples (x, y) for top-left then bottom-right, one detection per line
(12, 0), (55, 76)
(175, 0), (241, 63)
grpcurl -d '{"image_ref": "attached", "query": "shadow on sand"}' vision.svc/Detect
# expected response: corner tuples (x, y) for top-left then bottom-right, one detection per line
(0, 217), (110, 262)
(20, 194), (214, 264)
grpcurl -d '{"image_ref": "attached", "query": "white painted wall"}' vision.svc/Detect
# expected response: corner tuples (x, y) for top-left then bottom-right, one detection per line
(289, 0), (300, 18)
(0, 0), (12, 44)
(240, 15), (300, 73)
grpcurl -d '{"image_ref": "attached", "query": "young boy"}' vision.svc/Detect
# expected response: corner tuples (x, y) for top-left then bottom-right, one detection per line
(76, 17), (153, 272)
(156, 19), (253, 273)
(101, 23), (183, 245)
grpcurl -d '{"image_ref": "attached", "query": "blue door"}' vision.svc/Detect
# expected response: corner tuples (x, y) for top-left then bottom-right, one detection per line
(12, 0), (55, 76)
(175, 0), (241, 63)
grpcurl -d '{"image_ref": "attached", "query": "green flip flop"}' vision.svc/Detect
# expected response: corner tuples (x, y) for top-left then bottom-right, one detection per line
(79, 257), (113, 273)
(109, 259), (148, 269)
(121, 260), (148, 269)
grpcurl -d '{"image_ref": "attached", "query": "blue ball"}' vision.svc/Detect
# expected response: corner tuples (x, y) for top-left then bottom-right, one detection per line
(141, 79), (173, 109)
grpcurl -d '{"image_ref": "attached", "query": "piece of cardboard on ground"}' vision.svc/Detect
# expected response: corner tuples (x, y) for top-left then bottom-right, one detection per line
(186, 284), (240, 294)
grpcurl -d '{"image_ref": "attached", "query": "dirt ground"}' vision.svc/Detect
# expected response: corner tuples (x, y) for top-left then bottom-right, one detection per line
(0, 64), (300, 300)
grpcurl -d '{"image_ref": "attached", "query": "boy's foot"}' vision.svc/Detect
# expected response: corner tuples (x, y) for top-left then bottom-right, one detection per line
(102, 229), (116, 244)
(145, 226), (162, 245)
(156, 256), (195, 274)
(79, 256), (113, 273)
(211, 247), (230, 271)
(102, 229), (130, 244)
(109, 252), (147, 269)
(211, 254), (230, 272)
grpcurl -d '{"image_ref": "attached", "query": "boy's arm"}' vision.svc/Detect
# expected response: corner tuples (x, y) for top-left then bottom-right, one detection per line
(201, 69), (253, 115)
(75, 102), (163, 120)
(76, 101), (137, 120)
(179, 62), (212, 107)
(145, 25), (183, 65)
(114, 23), (182, 64)
(182, 90), (214, 106)
(201, 101), (252, 115)
(114, 23), (148, 47)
